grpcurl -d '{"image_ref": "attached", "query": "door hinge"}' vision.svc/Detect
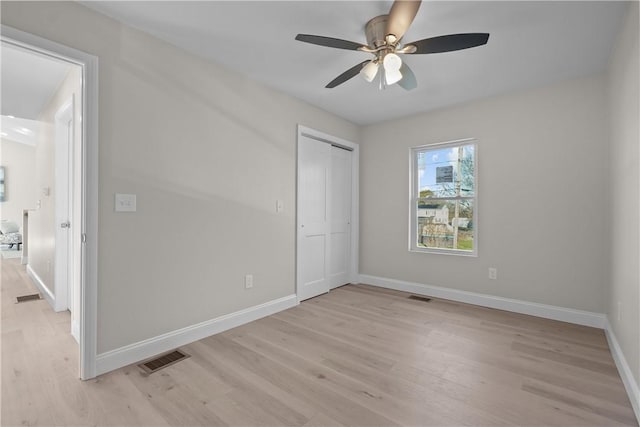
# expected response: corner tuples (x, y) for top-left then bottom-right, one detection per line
(81, 233), (87, 243)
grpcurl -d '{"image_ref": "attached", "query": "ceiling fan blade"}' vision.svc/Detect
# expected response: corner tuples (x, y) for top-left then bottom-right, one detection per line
(386, 0), (422, 42)
(326, 60), (370, 88)
(405, 33), (490, 54)
(295, 34), (365, 51)
(398, 63), (417, 90)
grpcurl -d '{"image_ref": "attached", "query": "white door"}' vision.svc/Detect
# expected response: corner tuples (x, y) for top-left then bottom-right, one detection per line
(297, 135), (353, 301)
(54, 97), (75, 343)
(329, 146), (352, 289)
(297, 135), (331, 300)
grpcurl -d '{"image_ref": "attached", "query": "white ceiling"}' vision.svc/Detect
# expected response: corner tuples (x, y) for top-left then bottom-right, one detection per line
(1, 43), (73, 120)
(84, 1), (627, 125)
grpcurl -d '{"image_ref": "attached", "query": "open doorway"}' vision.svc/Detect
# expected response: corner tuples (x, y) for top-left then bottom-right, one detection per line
(1, 26), (99, 379)
(1, 42), (81, 338)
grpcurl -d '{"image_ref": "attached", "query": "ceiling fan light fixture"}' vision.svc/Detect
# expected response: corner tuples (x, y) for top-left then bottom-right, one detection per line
(295, 0), (489, 90)
(360, 60), (379, 83)
(383, 52), (402, 70)
(385, 68), (403, 85)
(383, 53), (403, 85)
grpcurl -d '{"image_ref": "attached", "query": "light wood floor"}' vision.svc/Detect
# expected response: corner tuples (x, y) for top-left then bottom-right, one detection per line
(2, 257), (637, 426)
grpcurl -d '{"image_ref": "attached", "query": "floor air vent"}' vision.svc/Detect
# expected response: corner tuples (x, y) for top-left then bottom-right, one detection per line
(408, 295), (432, 302)
(138, 349), (190, 374)
(15, 293), (41, 303)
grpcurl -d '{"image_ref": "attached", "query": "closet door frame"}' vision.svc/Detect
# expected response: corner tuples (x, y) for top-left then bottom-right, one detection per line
(296, 125), (359, 302)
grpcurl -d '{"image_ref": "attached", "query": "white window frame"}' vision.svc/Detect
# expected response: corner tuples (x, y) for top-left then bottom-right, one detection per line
(409, 138), (478, 256)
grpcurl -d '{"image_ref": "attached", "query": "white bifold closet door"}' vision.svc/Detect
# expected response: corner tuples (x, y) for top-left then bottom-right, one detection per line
(328, 145), (352, 289)
(297, 135), (352, 301)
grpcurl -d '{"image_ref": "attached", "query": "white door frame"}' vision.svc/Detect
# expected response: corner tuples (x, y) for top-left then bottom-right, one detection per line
(296, 125), (359, 301)
(1, 25), (99, 380)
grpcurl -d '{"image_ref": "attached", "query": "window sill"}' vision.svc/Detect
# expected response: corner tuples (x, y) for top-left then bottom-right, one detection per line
(409, 248), (478, 257)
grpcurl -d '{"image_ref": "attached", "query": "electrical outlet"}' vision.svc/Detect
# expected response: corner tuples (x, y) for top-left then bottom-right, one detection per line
(488, 268), (497, 280)
(245, 274), (253, 289)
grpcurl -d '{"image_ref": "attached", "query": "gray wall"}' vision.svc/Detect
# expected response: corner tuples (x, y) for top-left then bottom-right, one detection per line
(360, 75), (609, 313)
(607, 1), (639, 388)
(1, 1), (359, 353)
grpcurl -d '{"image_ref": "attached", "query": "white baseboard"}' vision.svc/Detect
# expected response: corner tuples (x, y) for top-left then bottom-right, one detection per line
(26, 264), (55, 309)
(95, 294), (298, 376)
(71, 320), (80, 344)
(604, 319), (640, 423)
(359, 274), (606, 329)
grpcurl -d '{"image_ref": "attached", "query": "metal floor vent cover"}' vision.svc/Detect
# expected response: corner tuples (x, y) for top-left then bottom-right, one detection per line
(138, 349), (190, 374)
(16, 293), (41, 303)
(408, 295), (432, 302)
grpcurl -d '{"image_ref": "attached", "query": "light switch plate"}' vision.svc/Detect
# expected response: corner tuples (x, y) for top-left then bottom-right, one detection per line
(115, 193), (136, 212)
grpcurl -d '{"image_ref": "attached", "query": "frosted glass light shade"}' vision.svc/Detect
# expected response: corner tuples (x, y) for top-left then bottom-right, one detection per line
(383, 53), (403, 85)
(385, 68), (403, 85)
(383, 53), (402, 71)
(360, 61), (379, 83)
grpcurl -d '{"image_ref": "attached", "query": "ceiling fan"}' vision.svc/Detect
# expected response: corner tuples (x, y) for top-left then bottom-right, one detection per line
(295, 0), (489, 90)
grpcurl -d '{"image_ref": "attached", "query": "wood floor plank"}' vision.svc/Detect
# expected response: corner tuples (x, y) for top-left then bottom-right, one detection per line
(224, 327), (508, 426)
(187, 340), (319, 426)
(201, 335), (399, 427)
(522, 379), (638, 426)
(2, 257), (637, 426)
(511, 341), (619, 375)
(302, 412), (345, 427)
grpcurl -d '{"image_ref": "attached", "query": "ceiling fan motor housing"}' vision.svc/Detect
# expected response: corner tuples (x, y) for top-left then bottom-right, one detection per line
(365, 15), (392, 48)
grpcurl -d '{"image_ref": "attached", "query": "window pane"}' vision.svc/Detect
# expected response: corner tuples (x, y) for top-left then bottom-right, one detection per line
(416, 144), (474, 198)
(416, 199), (474, 251)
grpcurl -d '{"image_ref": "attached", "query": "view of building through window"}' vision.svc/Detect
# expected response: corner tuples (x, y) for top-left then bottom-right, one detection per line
(411, 141), (476, 254)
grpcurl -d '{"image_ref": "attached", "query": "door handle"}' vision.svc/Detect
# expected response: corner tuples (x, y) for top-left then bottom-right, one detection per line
(60, 221), (71, 229)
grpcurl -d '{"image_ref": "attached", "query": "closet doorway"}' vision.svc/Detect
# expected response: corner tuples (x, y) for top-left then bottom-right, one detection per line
(296, 126), (359, 301)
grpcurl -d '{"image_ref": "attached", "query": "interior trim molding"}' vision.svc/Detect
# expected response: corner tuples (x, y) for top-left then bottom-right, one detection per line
(95, 294), (298, 376)
(26, 264), (55, 309)
(604, 319), (640, 423)
(359, 274), (606, 328)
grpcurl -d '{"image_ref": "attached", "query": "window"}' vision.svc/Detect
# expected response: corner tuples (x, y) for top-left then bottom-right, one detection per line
(410, 139), (477, 256)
